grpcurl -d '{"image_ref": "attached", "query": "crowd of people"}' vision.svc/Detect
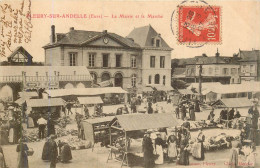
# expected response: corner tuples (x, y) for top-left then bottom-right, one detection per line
(142, 125), (206, 168)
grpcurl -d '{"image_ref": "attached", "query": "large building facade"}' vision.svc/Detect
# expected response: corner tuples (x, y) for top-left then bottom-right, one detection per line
(43, 25), (172, 89)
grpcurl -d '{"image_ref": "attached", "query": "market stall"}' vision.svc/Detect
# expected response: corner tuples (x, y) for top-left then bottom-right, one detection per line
(77, 96), (103, 116)
(26, 98), (65, 120)
(107, 113), (179, 167)
(80, 116), (114, 150)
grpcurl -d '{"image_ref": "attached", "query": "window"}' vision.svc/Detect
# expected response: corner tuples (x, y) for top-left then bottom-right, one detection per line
(231, 78), (234, 84)
(163, 76), (166, 85)
(88, 53), (95, 67)
(231, 68), (236, 75)
(156, 39), (160, 47)
(154, 74), (160, 84)
(131, 74), (137, 87)
(69, 53), (77, 66)
(160, 56), (165, 68)
(215, 67), (220, 74)
(116, 54), (122, 67)
(148, 75), (152, 84)
(131, 55), (136, 68)
(223, 68), (229, 75)
(201, 68), (205, 75)
(101, 73), (110, 82)
(102, 54), (109, 67)
(208, 67), (213, 75)
(150, 56), (155, 68)
(250, 65), (255, 73)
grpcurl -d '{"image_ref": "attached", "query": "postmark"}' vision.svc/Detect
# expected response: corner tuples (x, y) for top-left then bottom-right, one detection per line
(178, 5), (221, 45)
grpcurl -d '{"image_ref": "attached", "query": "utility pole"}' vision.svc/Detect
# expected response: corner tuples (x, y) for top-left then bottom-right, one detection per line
(198, 64), (203, 102)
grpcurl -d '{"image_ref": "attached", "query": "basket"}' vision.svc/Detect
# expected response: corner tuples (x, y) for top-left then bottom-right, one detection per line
(27, 148), (34, 156)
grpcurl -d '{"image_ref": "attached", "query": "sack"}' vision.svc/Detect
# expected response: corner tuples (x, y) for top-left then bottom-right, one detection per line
(27, 148), (34, 156)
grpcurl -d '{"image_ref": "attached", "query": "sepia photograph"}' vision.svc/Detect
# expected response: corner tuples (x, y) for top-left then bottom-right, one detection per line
(0, 0), (260, 167)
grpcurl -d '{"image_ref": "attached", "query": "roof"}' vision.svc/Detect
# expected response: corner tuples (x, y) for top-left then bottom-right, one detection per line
(187, 56), (239, 65)
(18, 92), (38, 98)
(7, 46), (33, 59)
(26, 98), (65, 107)
(43, 30), (140, 49)
(239, 50), (260, 62)
(172, 68), (186, 78)
(77, 96), (103, 104)
(127, 25), (172, 50)
(111, 113), (179, 131)
(46, 87), (128, 97)
(83, 116), (114, 124)
(187, 82), (223, 91)
(212, 98), (253, 108)
(15, 97), (31, 105)
(178, 89), (194, 95)
(0, 66), (92, 78)
(138, 86), (154, 92)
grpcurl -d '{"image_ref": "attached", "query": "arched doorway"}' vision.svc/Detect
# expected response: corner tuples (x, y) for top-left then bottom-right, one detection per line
(90, 72), (98, 84)
(76, 83), (85, 88)
(0, 85), (13, 101)
(114, 73), (123, 88)
(155, 74), (160, 84)
(101, 72), (110, 82)
(64, 83), (74, 89)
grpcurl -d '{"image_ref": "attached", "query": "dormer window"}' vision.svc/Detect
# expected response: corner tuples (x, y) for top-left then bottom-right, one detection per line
(156, 39), (160, 47)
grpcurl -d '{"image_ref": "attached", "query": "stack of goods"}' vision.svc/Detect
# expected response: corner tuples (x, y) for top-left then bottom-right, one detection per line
(189, 121), (203, 130)
(203, 133), (235, 151)
(59, 136), (92, 150)
(23, 128), (78, 143)
(56, 116), (73, 128)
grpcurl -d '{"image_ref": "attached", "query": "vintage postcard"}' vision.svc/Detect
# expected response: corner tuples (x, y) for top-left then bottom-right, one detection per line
(0, 0), (260, 168)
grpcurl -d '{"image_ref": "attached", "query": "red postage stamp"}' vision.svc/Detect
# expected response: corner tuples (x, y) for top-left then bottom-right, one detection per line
(178, 6), (221, 44)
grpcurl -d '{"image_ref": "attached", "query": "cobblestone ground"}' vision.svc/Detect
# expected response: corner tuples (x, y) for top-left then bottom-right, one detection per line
(2, 101), (259, 168)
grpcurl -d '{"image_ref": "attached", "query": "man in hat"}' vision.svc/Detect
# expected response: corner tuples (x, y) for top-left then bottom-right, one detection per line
(175, 105), (180, 119)
(142, 131), (154, 168)
(49, 135), (58, 168)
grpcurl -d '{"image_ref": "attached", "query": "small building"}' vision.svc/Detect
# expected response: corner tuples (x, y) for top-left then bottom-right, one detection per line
(7, 46), (33, 65)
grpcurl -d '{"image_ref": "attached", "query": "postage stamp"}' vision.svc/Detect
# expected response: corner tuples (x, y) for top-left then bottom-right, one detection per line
(178, 6), (221, 45)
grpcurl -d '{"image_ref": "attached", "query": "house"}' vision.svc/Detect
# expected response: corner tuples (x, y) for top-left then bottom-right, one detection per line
(7, 46), (33, 65)
(43, 25), (173, 90)
(239, 49), (260, 82)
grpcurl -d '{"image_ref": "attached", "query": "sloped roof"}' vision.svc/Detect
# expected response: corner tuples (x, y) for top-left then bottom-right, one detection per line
(26, 98), (65, 107)
(188, 56), (239, 65)
(18, 92), (38, 98)
(7, 46), (33, 59)
(43, 30), (140, 49)
(127, 25), (172, 50)
(112, 113), (179, 131)
(178, 89), (194, 95)
(83, 116), (114, 124)
(239, 50), (260, 62)
(212, 98), (253, 108)
(46, 87), (127, 97)
(77, 96), (103, 104)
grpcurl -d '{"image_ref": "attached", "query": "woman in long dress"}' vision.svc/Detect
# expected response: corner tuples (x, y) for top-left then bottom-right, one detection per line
(154, 133), (164, 164)
(59, 141), (72, 163)
(192, 130), (205, 160)
(42, 137), (51, 161)
(167, 134), (178, 162)
(189, 105), (196, 121)
(178, 136), (189, 165)
(142, 133), (154, 168)
(16, 139), (29, 168)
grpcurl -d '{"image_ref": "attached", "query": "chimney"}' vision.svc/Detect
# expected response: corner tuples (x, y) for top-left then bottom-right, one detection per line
(158, 33), (161, 37)
(215, 48), (220, 57)
(51, 25), (55, 43)
(70, 27), (74, 31)
(103, 30), (107, 34)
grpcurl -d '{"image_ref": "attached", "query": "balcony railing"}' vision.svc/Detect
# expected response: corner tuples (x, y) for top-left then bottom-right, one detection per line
(0, 75), (92, 83)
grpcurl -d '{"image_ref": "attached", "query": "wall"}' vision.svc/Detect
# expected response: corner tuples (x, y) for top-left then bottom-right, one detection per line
(141, 49), (171, 86)
(45, 47), (62, 66)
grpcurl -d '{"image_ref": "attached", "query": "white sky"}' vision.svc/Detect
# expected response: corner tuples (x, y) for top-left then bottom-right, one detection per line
(1, 0), (260, 62)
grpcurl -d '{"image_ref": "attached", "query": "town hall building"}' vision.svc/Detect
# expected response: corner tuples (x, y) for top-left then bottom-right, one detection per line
(43, 25), (173, 90)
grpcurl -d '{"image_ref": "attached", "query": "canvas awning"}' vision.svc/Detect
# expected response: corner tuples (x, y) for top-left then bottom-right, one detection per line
(46, 87), (128, 97)
(26, 98), (65, 107)
(18, 92), (38, 98)
(211, 98), (253, 108)
(97, 80), (113, 87)
(178, 89), (194, 95)
(83, 116), (114, 124)
(111, 113), (179, 131)
(15, 97), (31, 105)
(77, 96), (103, 105)
(152, 85), (174, 91)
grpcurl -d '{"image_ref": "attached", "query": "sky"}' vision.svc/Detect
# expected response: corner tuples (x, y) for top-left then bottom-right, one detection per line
(1, 0), (260, 62)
